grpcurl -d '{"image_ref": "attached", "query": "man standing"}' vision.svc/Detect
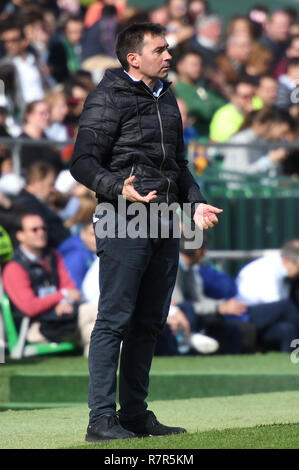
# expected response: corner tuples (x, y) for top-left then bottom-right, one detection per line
(70, 23), (222, 442)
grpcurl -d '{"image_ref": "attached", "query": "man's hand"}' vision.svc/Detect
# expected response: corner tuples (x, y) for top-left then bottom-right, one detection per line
(167, 309), (191, 339)
(193, 203), (223, 230)
(218, 298), (248, 316)
(122, 175), (158, 203)
(268, 148), (288, 163)
(55, 300), (74, 316)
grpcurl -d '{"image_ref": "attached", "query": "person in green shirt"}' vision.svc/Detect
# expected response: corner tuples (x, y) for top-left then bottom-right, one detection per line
(173, 50), (227, 136)
(209, 79), (257, 142)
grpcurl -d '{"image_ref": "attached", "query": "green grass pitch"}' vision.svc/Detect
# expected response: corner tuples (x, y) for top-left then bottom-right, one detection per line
(1, 353), (299, 449)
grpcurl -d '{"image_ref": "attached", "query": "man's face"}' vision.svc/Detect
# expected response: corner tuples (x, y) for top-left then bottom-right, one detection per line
(267, 12), (291, 42)
(27, 101), (50, 131)
(177, 53), (202, 82)
(282, 256), (299, 278)
(228, 36), (252, 64)
(65, 20), (83, 45)
(1, 28), (27, 57)
(234, 83), (255, 112)
(130, 34), (172, 81)
(199, 20), (222, 44)
(257, 78), (278, 106)
(17, 215), (48, 251)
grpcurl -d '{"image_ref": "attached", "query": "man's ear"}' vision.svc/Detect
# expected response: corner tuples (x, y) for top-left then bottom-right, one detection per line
(15, 230), (23, 244)
(127, 52), (140, 70)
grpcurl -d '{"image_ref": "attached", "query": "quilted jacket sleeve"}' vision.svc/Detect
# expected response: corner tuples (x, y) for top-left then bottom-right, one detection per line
(70, 88), (124, 200)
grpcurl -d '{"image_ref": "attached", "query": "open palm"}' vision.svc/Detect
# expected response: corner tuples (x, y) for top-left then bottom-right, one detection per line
(193, 203), (223, 230)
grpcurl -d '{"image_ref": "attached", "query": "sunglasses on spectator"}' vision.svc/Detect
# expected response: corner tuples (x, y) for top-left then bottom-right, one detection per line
(2, 37), (22, 43)
(238, 93), (253, 100)
(28, 226), (47, 233)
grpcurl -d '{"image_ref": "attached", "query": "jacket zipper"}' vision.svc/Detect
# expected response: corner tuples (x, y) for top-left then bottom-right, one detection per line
(141, 86), (171, 205)
(156, 99), (170, 205)
(129, 164), (135, 177)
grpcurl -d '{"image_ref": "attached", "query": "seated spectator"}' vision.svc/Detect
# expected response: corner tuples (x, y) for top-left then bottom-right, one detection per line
(181, 14), (223, 65)
(84, 0), (125, 29)
(82, 5), (120, 60)
(176, 98), (200, 146)
(162, 233), (248, 355)
(237, 240), (299, 306)
(20, 100), (65, 174)
(156, 302), (220, 356)
(187, 0), (210, 26)
(275, 59), (299, 111)
(216, 34), (252, 85)
(222, 107), (293, 174)
(49, 167), (97, 234)
(209, 78), (256, 142)
(81, 247), (220, 356)
(259, 10), (291, 67)
(235, 240), (299, 352)
(45, 89), (70, 143)
(0, 14), (47, 116)
(48, 14), (84, 83)
(274, 34), (299, 78)
(165, 234), (299, 353)
(19, 4), (55, 88)
(59, 220), (96, 291)
(11, 161), (70, 248)
(2, 212), (97, 356)
(173, 50), (226, 136)
(248, 4), (269, 39)
(245, 43), (273, 80)
(63, 76), (90, 137)
(226, 15), (255, 40)
(164, 0), (194, 50)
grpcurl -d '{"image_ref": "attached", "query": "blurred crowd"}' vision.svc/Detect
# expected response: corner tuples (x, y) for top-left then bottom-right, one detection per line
(0, 0), (298, 180)
(0, 0), (299, 358)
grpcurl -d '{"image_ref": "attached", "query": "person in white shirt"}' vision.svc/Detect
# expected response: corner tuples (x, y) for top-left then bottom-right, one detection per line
(0, 16), (47, 115)
(237, 241), (299, 305)
(236, 240), (299, 351)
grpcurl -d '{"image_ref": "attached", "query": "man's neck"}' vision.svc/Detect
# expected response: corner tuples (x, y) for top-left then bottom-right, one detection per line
(20, 245), (42, 260)
(180, 75), (196, 86)
(125, 69), (157, 91)
(25, 184), (44, 201)
(23, 123), (43, 139)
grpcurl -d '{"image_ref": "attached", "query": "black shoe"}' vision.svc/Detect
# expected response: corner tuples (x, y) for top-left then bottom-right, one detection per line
(119, 410), (187, 437)
(85, 413), (137, 442)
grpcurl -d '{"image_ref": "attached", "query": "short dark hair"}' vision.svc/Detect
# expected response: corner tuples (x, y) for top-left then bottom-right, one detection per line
(26, 161), (56, 185)
(15, 212), (46, 232)
(115, 22), (166, 71)
(0, 14), (25, 38)
(176, 49), (202, 65)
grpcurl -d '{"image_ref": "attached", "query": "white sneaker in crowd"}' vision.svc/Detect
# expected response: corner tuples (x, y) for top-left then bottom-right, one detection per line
(189, 333), (219, 354)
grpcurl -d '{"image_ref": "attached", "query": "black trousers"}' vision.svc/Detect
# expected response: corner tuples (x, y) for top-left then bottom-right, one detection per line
(88, 207), (180, 424)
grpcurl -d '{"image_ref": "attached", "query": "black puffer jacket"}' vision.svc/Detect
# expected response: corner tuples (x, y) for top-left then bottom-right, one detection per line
(70, 67), (206, 210)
